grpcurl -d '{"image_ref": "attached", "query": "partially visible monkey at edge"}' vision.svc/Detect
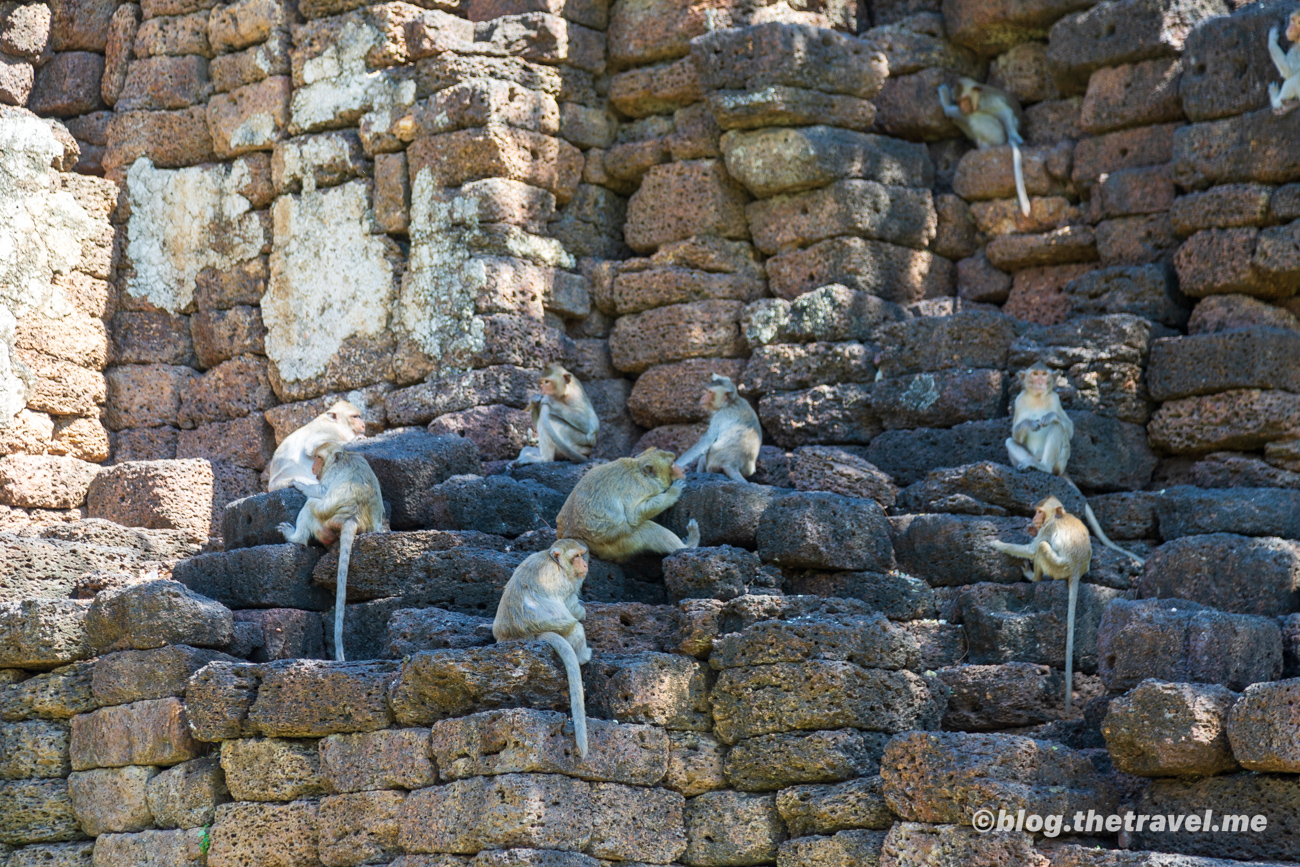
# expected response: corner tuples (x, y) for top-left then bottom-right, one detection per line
(555, 447), (701, 562)
(1006, 363), (1144, 565)
(279, 442), (387, 662)
(1268, 9), (1300, 115)
(515, 363), (599, 465)
(938, 77), (1031, 216)
(267, 400), (366, 492)
(677, 374), (762, 483)
(991, 495), (1091, 712)
(493, 539), (592, 757)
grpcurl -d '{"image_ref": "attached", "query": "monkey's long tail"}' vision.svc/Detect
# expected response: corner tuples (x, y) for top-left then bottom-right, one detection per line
(1062, 477), (1145, 566)
(1064, 575), (1078, 714)
(1011, 141), (1031, 217)
(334, 518), (358, 663)
(539, 631), (588, 758)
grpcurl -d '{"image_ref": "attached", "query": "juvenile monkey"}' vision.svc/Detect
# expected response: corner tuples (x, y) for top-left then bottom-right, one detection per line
(938, 77), (1031, 216)
(516, 364), (599, 465)
(677, 374), (762, 483)
(493, 539), (592, 757)
(991, 496), (1092, 711)
(1268, 10), (1300, 115)
(279, 443), (387, 662)
(555, 447), (701, 562)
(267, 401), (366, 492)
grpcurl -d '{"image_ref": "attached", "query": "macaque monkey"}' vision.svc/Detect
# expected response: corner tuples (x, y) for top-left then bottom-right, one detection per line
(991, 496), (1091, 711)
(493, 539), (592, 757)
(677, 375), (762, 483)
(938, 77), (1031, 216)
(279, 443), (387, 662)
(1268, 11), (1300, 115)
(1006, 364), (1144, 565)
(555, 447), (701, 562)
(516, 364), (599, 465)
(267, 401), (366, 492)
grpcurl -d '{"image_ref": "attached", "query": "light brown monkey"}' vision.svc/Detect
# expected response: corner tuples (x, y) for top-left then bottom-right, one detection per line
(991, 496), (1092, 711)
(1269, 10), (1300, 114)
(1006, 363), (1145, 565)
(493, 539), (592, 757)
(555, 447), (701, 562)
(516, 363), (599, 465)
(267, 400), (366, 492)
(677, 374), (763, 483)
(279, 443), (387, 662)
(938, 77), (1031, 216)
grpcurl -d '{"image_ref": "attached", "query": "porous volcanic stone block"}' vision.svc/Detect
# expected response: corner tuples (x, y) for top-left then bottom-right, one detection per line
(423, 475), (566, 537)
(207, 799), (319, 867)
(248, 660), (395, 737)
(67, 765), (158, 835)
(29, 51), (105, 116)
(689, 22), (885, 98)
(586, 653), (713, 731)
(1173, 103), (1300, 191)
(87, 580), (233, 653)
(757, 385), (881, 448)
(86, 460), (215, 542)
(92, 645), (238, 707)
(872, 368), (1006, 430)
(385, 607), (495, 657)
(756, 491), (892, 572)
(232, 609), (324, 662)
(658, 477), (786, 549)
(664, 730), (726, 797)
(183, 661), (262, 742)
(1097, 597), (1283, 692)
(957, 581), (1127, 672)
(764, 237), (954, 304)
(1131, 773), (1300, 861)
(1138, 532), (1300, 617)
(662, 546), (760, 602)
(0, 455), (99, 509)
(7, 841), (96, 867)
(220, 737), (323, 802)
(587, 782), (687, 862)
(1148, 328), (1300, 401)
(70, 698), (203, 771)
(0, 779), (84, 845)
(623, 159), (749, 253)
(720, 126), (933, 198)
(609, 300), (745, 373)
(318, 728), (436, 793)
(407, 126), (582, 204)
(318, 790), (406, 866)
(1102, 679), (1239, 777)
(1149, 389), (1300, 454)
(683, 790), (785, 867)
(0, 600), (93, 670)
(724, 729), (887, 792)
(865, 420), (1007, 486)
(146, 755), (229, 829)
(430, 708), (667, 786)
(1226, 678), (1300, 773)
(1180, 2), (1286, 122)
(93, 828), (210, 867)
(0, 662), (96, 721)
(348, 430), (481, 529)
(220, 489), (306, 550)
(389, 644), (570, 727)
(777, 829), (886, 867)
(880, 731), (1118, 823)
(776, 776), (892, 837)
(937, 662), (1072, 732)
(891, 514), (1026, 587)
(708, 614), (916, 671)
(0, 720), (71, 780)
(174, 545), (330, 611)
(308, 531), (510, 603)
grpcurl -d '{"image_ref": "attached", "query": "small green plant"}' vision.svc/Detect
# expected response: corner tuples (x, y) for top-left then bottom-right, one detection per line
(199, 824), (211, 856)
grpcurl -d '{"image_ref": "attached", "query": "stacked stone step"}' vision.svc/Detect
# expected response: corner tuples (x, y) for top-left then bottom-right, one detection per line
(0, 106), (117, 531)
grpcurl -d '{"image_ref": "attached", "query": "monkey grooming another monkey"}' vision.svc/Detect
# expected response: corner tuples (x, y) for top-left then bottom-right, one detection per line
(991, 496), (1092, 712)
(677, 374), (763, 483)
(555, 447), (701, 562)
(516, 363), (600, 465)
(493, 539), (592, 757)
(1268, 10), (1300, 115)
(1005, 363), (1144, 565)
(279, 443), (387, 662)
(938, 77), (1031, 216)
(267, 400), (366, 492)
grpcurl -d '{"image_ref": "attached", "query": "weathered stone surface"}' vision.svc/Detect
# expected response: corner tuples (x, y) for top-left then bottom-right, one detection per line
(1188, 293), (1300, 335)
(1131, 773), (1300, 861)
(29, 51), (105, 117)
(93, 828), (212, 867)
(1138, 532), (1300, 617)
(386, 608), (496, 657)
(408, 125), (582, 204)
(782, 571), (933, 622)
(1148, 328), (1300, 401)
(627, 359), (749, 427)
(937, 663), (1074, 732)
(232, 609), (325, 663)
(390, 644), (570, 727)
(709, 613), (917, 672)
(1097, 597), (1283, 692)
(0, 719), (71, 780)
(0, 456), (98, 510)
(741, 343), (876, 396)
(249, 660), (395, 737)
(0, 779), (84, 845)
(87, 580), (233, 653)
(664, 730), (726, 798)
(318, 789), (406, 866)
(662, 546), (760, 602)
(880, 731), (1118, 824)
(895, 460), (1085, 518)
(349, 430), (482, 529)
(174, 544), (330, 611)
(724, 729), (886, 792)
(623, 159), (749, 253)
(721, 126), (933, 199)
(423, 475), (566, 538)
(756, 491), (892, 572)
(765, 237), (954, 305)
(93, 645), (238, 707)
(683, 790), (785, 867)
(207, 799), (319, 867)
(1225, 678), (1300, 773)
(0, 663), (96, 722)
(70, 698), (203, 771)
(68, 765), (158, 836)
(1180, 2), (1286, 122)
(956, 581), (1126, 672)
(7, 841), (95, 867)
(758, 385), (881, 449)
(777, 829), (886, 867)
(0, 600), (93, 671)
(318, 728), (436, 793)
(586, 653), (712, 731)
(776, 776), (892, 837)
(1173, 107), (1300, 191)
(1102, 679), (1239, 777)
(609, 300), (745, 373)
(86, 461), (215, 542)
(747, 181), (935, 256)
(219, 737), (323, 802)
(711, 662), (942, 745)
(891, 514), (1030, 587)
(655, 476), (785, 550)
(1150, 390), (1300, 454)
(146, 755), (229, 829)
(872, 368), (1006, 430)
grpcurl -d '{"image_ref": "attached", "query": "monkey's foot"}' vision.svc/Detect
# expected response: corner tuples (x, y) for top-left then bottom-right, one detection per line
(276, 522), (298, 542)
(1276, 101), (1299, 116)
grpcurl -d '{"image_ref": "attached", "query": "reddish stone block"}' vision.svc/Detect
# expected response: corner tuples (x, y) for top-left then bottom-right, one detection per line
(766, 237), (954, 303)
(1073, 122), (1179, 189)
(407, 125), (582, 204)
(1080, 58), (1184, 135)
(206, 74), (289, 158)
(190, 306), (266, 368)
(609, 300), (745, 374)
(28, 51), (105, 117)
(117, 55), (212, 112)
(1002, 263), (1096, 326)
(176, 414), (275, 471)
(104, 365), (197, 431)
(178, 355), (276, 428)
(104, 106), (216, 172)
(624, 160), (749, 253)
(86, 459), (215, 541)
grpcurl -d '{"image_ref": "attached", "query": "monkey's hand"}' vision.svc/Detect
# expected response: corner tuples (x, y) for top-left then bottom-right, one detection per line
(937, 83), (952, 106)
(277, 522), (300, 544)
(990, 540), (1011, 553)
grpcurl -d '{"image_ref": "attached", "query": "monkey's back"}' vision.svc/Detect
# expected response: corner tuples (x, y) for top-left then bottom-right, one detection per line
(315, 451), (386, 533)
(555, 456), (661, 542)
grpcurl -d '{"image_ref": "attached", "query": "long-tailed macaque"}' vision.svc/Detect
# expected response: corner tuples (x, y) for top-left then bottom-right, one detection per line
(555, 447), (701, 562)
(493, 539), (592, 757)
(677, 374), (762, 483)
(938, 78), (1031, 216)
(991, 496), (1091, 712)
(516, 363), (599, 465)
(1268, 11), (1300, 115)
(279, 443), (387, 662)
(1006, 363), (1144, 565)
(267, 401), (366, 492)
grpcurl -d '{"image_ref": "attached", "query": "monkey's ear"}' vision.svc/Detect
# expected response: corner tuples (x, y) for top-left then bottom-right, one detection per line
(549, 547), (563, 563)
(641, 462), (656, 476)
(563, 373), (572, 384)
(1055, 506), (1065, 519)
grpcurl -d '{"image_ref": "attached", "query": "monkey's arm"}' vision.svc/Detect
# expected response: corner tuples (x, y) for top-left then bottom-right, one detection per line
(631, 481), (684, 525)
(991, 538), (1039, 559)
(676, 431), (716, 471)
(1035, 540), (1074, 571)
(1270, 27), (1294, 76)
(937, 84), (963, 119)
(293, 480), (329, 499)
(521, 596), (579, 636)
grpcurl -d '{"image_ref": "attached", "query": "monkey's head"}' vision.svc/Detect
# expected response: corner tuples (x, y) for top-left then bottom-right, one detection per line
(539, 363), (571, 398)
(701, 374), (738, 412)
(549, 538), (589, 578)
(1031, 495), (1067, 532)
(311, 442), (343, 479)
(634, 447), (684, 488)
(327, 400), (366, 436)
(1019, 363), (1059, 397)
(1289, 10), (1300, 41)
(956, 77), (982, 115)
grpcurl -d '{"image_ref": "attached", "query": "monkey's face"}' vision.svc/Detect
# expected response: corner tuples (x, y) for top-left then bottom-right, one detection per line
(551, 542), (588, 578)
(1289, 13), (1300, 41)
(344, 412), (365, 435)
(1024, 367), (1052, 395)
(312, 455), (325, 478)
(540, 377), (557, 397)
(701, 386), (728, 412)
